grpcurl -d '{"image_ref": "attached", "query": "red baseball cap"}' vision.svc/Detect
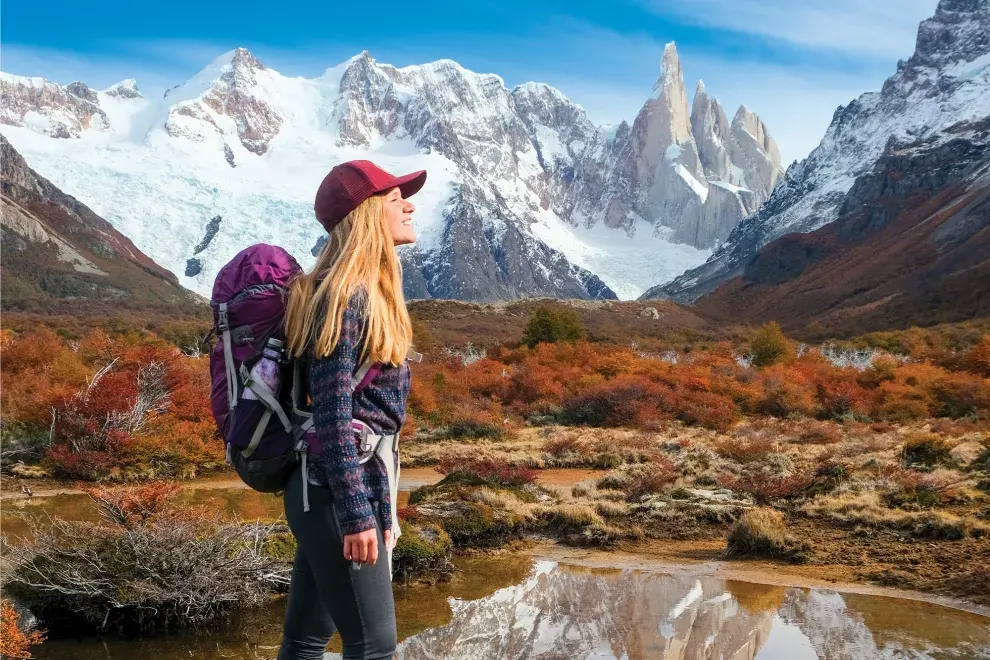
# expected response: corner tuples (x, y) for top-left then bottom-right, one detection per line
(314, 160), (427, 232)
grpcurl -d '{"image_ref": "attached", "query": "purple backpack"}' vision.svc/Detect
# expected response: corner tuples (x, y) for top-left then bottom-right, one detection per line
(209, 244), (382, 493)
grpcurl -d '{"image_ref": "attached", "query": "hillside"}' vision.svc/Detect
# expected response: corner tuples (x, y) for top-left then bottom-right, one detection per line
(0, 135), (205, 316)
(695, 118), (990, 338)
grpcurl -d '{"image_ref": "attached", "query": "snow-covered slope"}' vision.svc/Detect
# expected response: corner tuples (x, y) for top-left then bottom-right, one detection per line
(651, 0), (990, 302)
(0, 46), (779, 301)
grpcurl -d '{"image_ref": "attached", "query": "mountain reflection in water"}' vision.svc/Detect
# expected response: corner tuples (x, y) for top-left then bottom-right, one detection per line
(386, 561), (989, 660)
(32, 557), (990, 659)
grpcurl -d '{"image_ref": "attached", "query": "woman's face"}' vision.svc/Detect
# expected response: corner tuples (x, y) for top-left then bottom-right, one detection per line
(383, 186), (417, 246)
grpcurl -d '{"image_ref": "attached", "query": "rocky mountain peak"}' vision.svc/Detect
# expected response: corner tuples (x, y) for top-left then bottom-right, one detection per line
(66, 81), (98, 103)
(909, 0), (989, 69)
(104, 79), (142, 99)
(230, 47), (265, 71)
(648, 42), (692, 145)
(0, 73), (109, 138)
(2, 45), (784, 302)
(731, 105), (782, 171)
(161, 46), (283, 155)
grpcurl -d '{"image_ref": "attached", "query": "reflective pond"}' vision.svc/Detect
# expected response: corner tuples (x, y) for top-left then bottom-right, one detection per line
(27, 557), (990, 659)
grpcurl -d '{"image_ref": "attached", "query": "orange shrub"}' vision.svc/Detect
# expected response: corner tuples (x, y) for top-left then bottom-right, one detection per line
(963, 335), (990, 377)
(0, 599), (45, 659)
(2, 327), (217, 480)
(714, 435), (778, 464)
(753, 365), (817, 418)
(560, 374), (674, 429)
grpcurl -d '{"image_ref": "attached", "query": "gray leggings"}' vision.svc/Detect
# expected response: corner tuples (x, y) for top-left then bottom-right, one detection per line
(277, 467), (397, 660)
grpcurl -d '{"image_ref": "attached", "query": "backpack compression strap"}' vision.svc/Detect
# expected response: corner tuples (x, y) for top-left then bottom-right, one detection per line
(218, 303), (239, 410)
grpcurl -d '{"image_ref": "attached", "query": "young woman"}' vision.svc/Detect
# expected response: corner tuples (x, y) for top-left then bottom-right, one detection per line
(278, 160), (426, 660)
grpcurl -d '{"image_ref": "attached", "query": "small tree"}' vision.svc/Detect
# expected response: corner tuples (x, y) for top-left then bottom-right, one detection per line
(521, 305), (585, 348)
(749, 322), (795, 367)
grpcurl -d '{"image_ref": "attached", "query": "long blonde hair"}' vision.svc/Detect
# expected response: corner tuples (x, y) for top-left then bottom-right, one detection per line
(285, 193), (413, 365)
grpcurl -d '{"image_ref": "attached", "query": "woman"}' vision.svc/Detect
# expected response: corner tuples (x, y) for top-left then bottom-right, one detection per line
(278, 160), (426, 660)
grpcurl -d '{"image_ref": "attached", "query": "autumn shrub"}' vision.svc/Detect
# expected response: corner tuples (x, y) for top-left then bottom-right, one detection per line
(0, 599), (46, 659)
(1, 328), (221, 481)
(435, 456), (537, 489)
(521, 305), (585, 348)
(622, 459), (678, 500)
(814, 374), (871, 420)
(881, 469), (943, 509)
(963, 335), (990, 377)
(717, 470), (813, 505)
(560, 374), (672, 428)
(793, 421), (843, 445)
(713, 435), (778, 464)
(902, 433), (953, 468)
(753, 365), (817, 418)
(677, 390), (740, 432)
(748, 322), (795, 367)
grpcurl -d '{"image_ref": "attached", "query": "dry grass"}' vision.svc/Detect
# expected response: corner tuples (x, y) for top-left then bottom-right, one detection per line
(725, 508), (798, 558)
(594, 500), (629, 519)
(802, 492), (990, 539)
(536, 504), (604, 532)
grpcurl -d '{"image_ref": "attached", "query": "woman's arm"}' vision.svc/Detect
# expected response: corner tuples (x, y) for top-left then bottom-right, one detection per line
(308, 293), (376, 535)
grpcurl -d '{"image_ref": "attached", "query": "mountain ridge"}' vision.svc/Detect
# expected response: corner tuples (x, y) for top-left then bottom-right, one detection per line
(0, 43), (781, 302)
(648, 0), (990, 303)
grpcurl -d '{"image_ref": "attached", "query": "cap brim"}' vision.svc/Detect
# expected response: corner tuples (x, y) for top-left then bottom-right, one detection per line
(391, 170), (427, 199)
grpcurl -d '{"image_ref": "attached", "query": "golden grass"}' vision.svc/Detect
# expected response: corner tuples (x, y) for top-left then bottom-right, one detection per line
(726, 508), (795, 558)
(802, 492), (990, 539)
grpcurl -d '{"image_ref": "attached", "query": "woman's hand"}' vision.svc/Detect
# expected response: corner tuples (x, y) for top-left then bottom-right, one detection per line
(343, 529), (379, 566)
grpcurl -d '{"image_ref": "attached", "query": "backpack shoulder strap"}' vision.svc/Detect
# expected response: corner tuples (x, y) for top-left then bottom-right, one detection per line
(351, 358), (380, 396)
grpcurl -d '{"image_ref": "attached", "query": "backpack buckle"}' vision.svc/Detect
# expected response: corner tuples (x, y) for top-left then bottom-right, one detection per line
(217, 303), (230, 332)
(352, 421), (374, 454)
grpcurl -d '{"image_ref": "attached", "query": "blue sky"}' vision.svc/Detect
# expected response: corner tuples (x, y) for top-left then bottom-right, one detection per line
(1, 0), (939, 163)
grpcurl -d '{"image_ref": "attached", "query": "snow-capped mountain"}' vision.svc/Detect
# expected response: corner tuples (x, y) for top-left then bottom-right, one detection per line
(0, 45), (780, 301)
(561, 44), (783, 251)
(650, 0), (990, 302)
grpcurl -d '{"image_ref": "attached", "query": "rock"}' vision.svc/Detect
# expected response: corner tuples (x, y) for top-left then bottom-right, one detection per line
(104, 79), (143, 100)
(639, 306), (660, 319)
(185, 258), (202, 277)
(949, 440), (985, 467)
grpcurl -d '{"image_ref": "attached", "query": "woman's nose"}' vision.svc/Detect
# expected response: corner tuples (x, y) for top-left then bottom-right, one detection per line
(404, 200), (415, 214)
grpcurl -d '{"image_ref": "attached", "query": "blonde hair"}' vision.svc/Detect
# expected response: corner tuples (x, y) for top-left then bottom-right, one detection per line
(285, 193), (413, 365)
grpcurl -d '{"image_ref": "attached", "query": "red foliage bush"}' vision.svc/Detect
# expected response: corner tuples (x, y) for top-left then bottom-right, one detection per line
(435, 456), (537, 488)
(717, 471), (813, 504)
(543, 433), (584, 458)
(2, 328), (220, 480)
(623, 458), (678, 499)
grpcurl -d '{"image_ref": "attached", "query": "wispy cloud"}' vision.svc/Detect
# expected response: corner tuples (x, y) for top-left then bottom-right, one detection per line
(640, 0), (937, 61)
(1, 43), (198, 98)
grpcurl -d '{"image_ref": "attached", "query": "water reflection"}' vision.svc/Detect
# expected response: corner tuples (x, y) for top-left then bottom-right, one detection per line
(386, 562), (989, 660)
(27, 556), (990, 659)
